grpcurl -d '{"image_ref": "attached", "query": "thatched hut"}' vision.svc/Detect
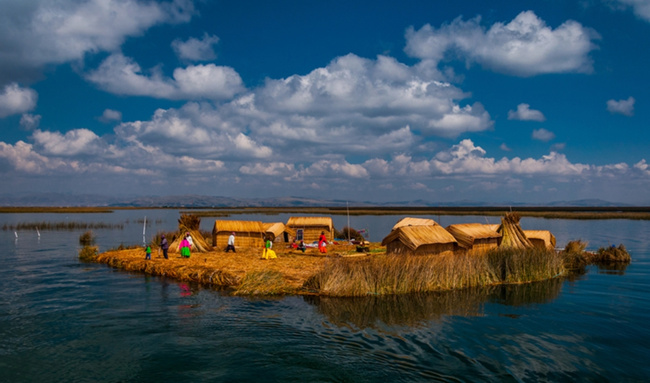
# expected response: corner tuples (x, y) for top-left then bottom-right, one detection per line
(212, 220), (265, 250)
(391, 217), (437, 230)
(263, 222), (295, 243)
(445, 223), (502, 253)
(523, 230), (557, 250)
(286, 216), (333, 243)
(381, 225), (458, 256)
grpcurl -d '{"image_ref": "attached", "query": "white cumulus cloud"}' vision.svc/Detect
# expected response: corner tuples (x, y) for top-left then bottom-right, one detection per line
(607, 96), (635, 116)
(86, 53), (244, 100)
(0, 83), (38, 118)
(508, 103), (546, 121)
(405, 11), (599, 77)
(0, 0), (195, 85)
(532, 128), (556, 142)
(172, 33), (220, 61)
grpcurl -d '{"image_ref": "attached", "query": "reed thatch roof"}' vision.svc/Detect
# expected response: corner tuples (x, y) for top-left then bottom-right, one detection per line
(445, 223), (501, 249)
(523, 230), (557, 249)
(391, 217), (437, 230)
(213, 220), (264, 234)
(168, 229), (212, 253)
(286, 216), (333, 229)
(381, 225), (457, 250)
(263, 222), (296, 238)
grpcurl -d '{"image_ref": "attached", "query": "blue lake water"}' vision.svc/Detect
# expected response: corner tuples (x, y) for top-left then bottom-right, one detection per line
(1, 210), (649, 382)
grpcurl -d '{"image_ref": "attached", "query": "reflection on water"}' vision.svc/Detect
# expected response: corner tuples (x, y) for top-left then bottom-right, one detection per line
(306, 278), (564, 329)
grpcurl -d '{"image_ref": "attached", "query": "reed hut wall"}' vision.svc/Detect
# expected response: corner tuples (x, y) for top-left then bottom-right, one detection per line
(523, 230), (557, 250)
(445, 223), (501, 253)
(263, 222), (295, 243)
(212, 220), (264, 249)
(286, 217), (333, 243)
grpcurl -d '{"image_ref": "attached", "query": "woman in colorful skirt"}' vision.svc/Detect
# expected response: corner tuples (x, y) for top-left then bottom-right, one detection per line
(262, 237), (277, 259)
(179, 235), (191, 258)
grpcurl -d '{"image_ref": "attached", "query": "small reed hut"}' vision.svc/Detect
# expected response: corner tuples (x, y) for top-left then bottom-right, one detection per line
(286, 216), (333, 243)
(212, 220), (265, 250)
(391, 217), (437, 230)
(263, 222), (295, 243)
(381, 225), (458, 256)
(445, 223), (502, 253)
(523, 230), (557, 250)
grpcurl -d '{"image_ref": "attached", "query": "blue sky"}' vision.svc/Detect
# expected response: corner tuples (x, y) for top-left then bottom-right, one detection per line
(1, 0), (649, 204)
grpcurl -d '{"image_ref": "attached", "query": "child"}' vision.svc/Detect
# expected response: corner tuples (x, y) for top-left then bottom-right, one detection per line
(145, 244), (152, 260)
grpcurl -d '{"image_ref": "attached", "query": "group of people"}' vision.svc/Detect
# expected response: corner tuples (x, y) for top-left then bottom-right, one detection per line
(145, 230), (331, 260)
(144, 232), (192, 260)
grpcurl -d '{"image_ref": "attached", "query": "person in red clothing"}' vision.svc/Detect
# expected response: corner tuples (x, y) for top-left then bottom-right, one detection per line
(318, 231), (327, 253)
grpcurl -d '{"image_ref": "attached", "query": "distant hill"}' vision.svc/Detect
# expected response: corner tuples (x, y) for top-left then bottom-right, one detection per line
(0, 193), (637, 208)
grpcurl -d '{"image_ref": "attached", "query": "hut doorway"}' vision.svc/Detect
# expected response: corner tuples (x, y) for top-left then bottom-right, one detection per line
(296, 229), (304, 241)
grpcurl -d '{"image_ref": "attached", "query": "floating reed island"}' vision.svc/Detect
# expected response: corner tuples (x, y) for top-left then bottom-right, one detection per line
(84, 212), (631, 296)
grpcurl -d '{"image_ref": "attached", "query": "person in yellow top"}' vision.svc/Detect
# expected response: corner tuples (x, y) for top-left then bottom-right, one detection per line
(262, 237), (277, 259)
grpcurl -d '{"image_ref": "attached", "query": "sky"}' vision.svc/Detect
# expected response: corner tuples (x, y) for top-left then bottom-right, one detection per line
(1, 0), (650, 205)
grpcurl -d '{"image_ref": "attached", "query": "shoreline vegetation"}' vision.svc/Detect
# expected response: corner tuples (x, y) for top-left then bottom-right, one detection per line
(2, 205), (650, 220)
(84, 240), (627, 297)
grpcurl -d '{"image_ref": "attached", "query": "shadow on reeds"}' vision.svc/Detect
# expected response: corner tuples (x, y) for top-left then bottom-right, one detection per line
(304, 278), (564, 329)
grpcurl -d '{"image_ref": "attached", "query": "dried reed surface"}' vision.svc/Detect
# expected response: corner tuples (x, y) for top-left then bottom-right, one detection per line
(95, 245), (337, 295)
(305, 247), (565, 297)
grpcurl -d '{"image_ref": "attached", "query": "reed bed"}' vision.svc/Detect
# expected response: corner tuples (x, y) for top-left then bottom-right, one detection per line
(305, 247), (564, 297)
(3, 221), (124, 231)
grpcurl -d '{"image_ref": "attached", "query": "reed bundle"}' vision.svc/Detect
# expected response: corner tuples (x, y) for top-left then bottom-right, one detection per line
(497, 212), (533, 249)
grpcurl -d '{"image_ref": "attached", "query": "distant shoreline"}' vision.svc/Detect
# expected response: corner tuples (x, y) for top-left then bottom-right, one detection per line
(2, 205), (650, 220)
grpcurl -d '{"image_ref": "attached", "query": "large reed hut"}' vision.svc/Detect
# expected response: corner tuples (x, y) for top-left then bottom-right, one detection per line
(445, 223), (502, 253)
(523, 230), (557, 250)
(381, 225), (458, 256)
(263, 222), (295, 243)
(212, 220), (264, 250)
(286, 216), (333, 243)
(391, 217), (437, 230)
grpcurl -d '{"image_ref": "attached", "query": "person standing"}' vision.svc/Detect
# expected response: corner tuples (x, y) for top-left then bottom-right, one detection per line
(226, 232), (236, 253)
(318, 231), (327, 254)
(180, 235), (191, 258)
(186, 232), (193, 249)
(145, 244), (152, 260)
(262, 237), (276, 259)
(160, 234), (169, 259)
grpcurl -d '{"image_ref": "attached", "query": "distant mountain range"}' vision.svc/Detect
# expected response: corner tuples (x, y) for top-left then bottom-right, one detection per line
(0, 193), (637, 208)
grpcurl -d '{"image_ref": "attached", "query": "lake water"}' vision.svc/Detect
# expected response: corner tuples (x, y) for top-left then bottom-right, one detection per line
(1, 210), (649, 382)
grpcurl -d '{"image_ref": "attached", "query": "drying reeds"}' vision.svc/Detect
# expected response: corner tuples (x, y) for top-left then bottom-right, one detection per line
(497, 212), (533, 249)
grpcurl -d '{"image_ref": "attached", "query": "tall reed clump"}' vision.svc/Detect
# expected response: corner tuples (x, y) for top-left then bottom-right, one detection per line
(561, 240), (591, 270)
(305, 253), (500, 297)
(595, 244), (631, 263)
(78, 245), (99, 261)
(79, 230), (95, 246)
(234, 270), (294, 295)
(305, 248), (564, 297)
(485, 247), (565, 284)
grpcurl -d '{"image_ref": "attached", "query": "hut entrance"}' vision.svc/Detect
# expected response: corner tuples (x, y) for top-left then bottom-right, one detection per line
(296, 229), (304, 241)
